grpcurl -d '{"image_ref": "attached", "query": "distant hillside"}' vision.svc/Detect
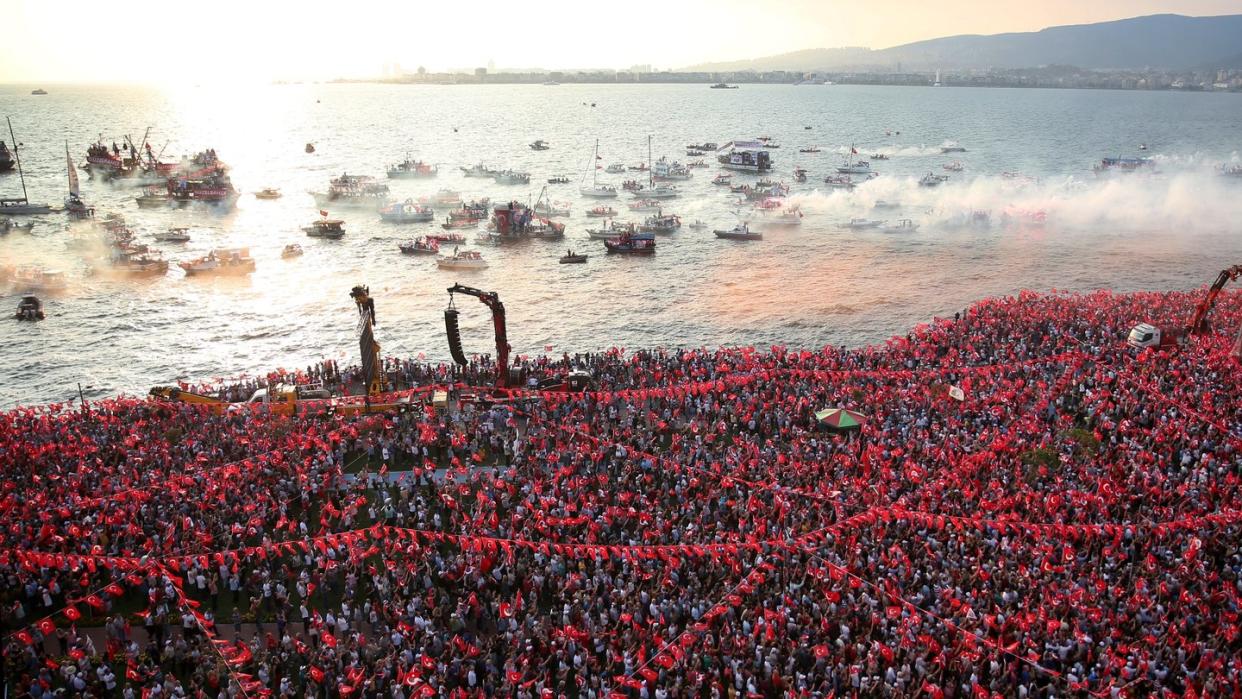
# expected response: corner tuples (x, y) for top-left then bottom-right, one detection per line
(683, 14), (1242, 72)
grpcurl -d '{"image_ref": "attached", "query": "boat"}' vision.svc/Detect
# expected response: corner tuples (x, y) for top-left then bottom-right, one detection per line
(710, 83), (738, 89)
(153, 227), (191, 243)
(714, 223), (761, 241)
(842, 218), (883, 230)
(969, 210), (992, 227)
(179, 248), (255, 276)
(441, 217), (478, 230)
(638, 137), (678, 197)
(421, 189), (463, 208)
(1221, 164), (1242, 178)
(559, 251), (588, 264)
(919, 173), (948, 187)
(311, 173), (389, 209)
(871, 153), (889, 160)
(628, 199), (664, 213)
(281, 244), (304, 258)
(639, 212), (681, 234)
(756, 203), (802, 226)
(627, 163), (649, 172)
(388, 157), (438, 179)
(493, 170), (531, 185)
(799, 146), (821, 153)
(688, 220), (707, 230)
(474, 233), (502, 246)
(941, 143), (967, 153)
(686, 149), (705, 157)
(460, 163), (499, 178)
(587, 220), (637, 239)
(603, 231), (656, 254)
(881, 219), (919, 233)
(762, 142), (780, 149)
(305, 143), (315, 153)
(1138, 143), (1148, 151)
(0, 140), (14, 172)
(111, 252), (169, 277)
(399, 237), (440, 255)
(304, 218), (345, 239)
(1, 218), (34, 233)
(135, 186), (171, 208)
(652, 157), (692, 181)
(168, 172), (239, 207)
(2, 118), (51, 215)
(15, 295), (44, 321)
(379, 200), (435, 223)
(533, 200), (571, 217)
(530, 140), (550, 151)
(687, 160), (708, 169)
(716, 141), (772, 173)
(491, 201), (565, 240)
(63, 143), (94, 219)
(428, 232), (468, 244)
(580, 140), (618, 198)
(712, 174), (732, 186)
(793, 167), (807, 183)
(10, 266), (67, 292)
(621, 180), (644, 192)
(605, 163), (626, 174)
(437, 247), (488, 270)
(873, 200), (900, 210)
(547, 175), (570, 184)
(1093, 157), (1155, 175)
(31, 89), (48, 96)
(943, 161), (964, 172)
(837, 150), (873, 174)
(254, 188), (282, 199)
(586, 205), (616, 218)
(822, 175), (856, 190)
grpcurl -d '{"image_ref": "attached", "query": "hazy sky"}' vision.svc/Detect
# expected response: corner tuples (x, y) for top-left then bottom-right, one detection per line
(3, 0), (1240, 83)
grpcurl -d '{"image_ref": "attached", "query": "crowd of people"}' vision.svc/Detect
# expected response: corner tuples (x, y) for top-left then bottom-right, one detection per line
(2, 288), (1240, 699)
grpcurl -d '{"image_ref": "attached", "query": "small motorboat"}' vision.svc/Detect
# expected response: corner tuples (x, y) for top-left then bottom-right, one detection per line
(919, 173), (948, 187)
(493, 170), (531, 185)
(580, 183), (618, 199)
(639, 212), (681, 234)
(179, 248), (255, 276)
(712, 174), (733, 186)
(304, 219), (345, 239)
(400, 237), (440, 255)
(943, 161), (964, 172)
(441, 217), (478, 230)
(460, 163), (498, 178)
(686, 160), (708, 169)
(621, 180), (644, 192)
(688, 220), (708, 230)
(281, 243), (304, 258)
(380, 200), (435, 223)
(842, 218), (883, 230)
(603, 232), (656, 254)
(1138, 143), (1148, 151)
(305, 143), (315, 153)
(153, 227), (191, 243)
(714, 223), (761, 241)
(871, 153), (889, 160)
(586, 205), (617, 218)
(111, 253), (169, 278)
(941, 144), (967, 153)
(436, 247), (488, 270)
(587, 221), (636, 239)
(627, 163), (649, 172)
(822, 175), (856, 190)
(135, 186), (171, 208)
(793, 167), (808, 183)
(254, 188), (282, 200)
(881, 219), (919, 233)
(873, 200), (901, 210)
(15, 295), (44, 320)
(530, 140), (550, 151)
(1, 218), (35, 233)
(547, 175), (570, 184)
(559, 250), (588, 264)
(31, 89), (48, 96)
(428, 232), (468, 244)
(10, 266), (67, 292)
(628, 199), (664, 213)
(605, 163), (626, 174)
(533, 201), (571, 218)
(837, 160), (872, 175)
(799, 146), (821, 153)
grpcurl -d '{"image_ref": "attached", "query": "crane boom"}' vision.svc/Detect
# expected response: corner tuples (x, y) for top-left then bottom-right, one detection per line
(350, 285), (385, 396)
(446, 284), (511, 387)
(1187, 264), (1242, 335)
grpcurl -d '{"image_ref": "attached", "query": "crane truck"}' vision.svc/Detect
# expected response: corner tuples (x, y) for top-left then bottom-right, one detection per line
(1128, 265), (1241, 350)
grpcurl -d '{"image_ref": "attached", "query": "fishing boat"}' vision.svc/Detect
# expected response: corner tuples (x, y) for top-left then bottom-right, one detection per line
(168, 172), (239, 207)
(559, 250), (588, 264)
(586, 220), (637, 239)
(547, 175), (570, 184)
(580, 140), (618, 198)
(15, 295), (44, 321)
(943, 161), (964, 172)
(311, 173), (388, 209)
(881, 219), (919, 233)
(428, 232), (468, 244)
(111, 252), (169, 278)
(460, 163), (499, 178)
(436, 248), (488, 270)
(529, 140), (550, 151)
(387, 157), (438, 179)
(586, 205), (617, 218)
(842, 218), (883, 230)
(822, 175), (856, 190)
(1, 118), (51, 215)
(281, 244), (304, 258)
(533, 200), (571, 217)
(714, 223), (761, 241)
(0, 140), (14, 172)
(304, 218), (346, 239)
(10, 266), (67, 291)
(837, 159), (872, 175)
(491, 202), (565, 240)
(652, 157), (692, 181)
(712, 174), (732, 186)
(634, 137), (679, 198)
(605, 163), (626, 174)
(799, 146), (821, 153)
(710, 83), (738, 89)
(399, 237), (440, 255)
(919, 173), (948, 187)
(716, 141), (772, 173)
(493, 170), (531, 185)
(379, 200), (435, 223)
(628, 199), (664, 213)
(639, 212), (681, 234)
(179, 248), (255, 276)
(153, 227), (191, 243)
(604, 231), (655, 254)
(254, 188), (282, 199)
(135, 186), (171, 208)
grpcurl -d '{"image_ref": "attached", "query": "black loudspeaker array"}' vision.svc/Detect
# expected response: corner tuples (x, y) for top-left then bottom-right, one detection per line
(444, 308), (467, 366)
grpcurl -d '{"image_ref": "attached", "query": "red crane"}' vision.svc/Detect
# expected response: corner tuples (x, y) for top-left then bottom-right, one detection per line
(1128, 264), (1241, 349)
(445, 284), (512, 388)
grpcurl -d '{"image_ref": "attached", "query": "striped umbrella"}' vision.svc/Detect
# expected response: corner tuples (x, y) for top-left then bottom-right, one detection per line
(814, 407), (866, 431)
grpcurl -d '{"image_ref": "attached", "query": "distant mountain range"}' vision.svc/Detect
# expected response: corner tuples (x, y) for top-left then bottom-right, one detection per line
(682, 14), (1242, 72)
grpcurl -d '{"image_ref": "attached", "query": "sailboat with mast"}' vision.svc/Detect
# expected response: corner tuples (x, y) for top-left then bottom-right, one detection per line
(637, 135), (679, 199)
(1, 118), (51, 215)
(64, 142), (93, 218)
(579, 139), (617, 198)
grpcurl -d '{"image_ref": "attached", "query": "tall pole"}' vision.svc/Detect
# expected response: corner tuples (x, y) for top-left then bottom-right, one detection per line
(7, 117), (29, 203)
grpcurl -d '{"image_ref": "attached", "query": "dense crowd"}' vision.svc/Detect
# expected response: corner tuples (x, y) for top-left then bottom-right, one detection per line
(2, 289), (1240, 698)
